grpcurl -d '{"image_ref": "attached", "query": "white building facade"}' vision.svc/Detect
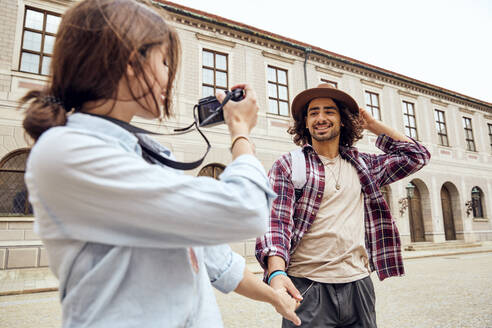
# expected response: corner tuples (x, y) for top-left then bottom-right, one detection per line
(0, 0), (491, 269)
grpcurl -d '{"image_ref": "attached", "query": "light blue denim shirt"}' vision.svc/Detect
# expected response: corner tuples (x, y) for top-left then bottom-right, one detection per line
(25, 113), (276, 327)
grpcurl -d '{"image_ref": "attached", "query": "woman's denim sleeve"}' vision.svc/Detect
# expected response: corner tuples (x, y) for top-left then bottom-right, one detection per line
(204, 244), (245, 294)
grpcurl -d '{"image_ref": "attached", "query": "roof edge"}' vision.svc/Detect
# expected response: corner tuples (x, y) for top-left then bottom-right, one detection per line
(155, 0), (492, 110)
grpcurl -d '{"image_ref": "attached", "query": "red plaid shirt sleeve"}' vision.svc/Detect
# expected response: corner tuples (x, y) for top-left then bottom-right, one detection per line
(255, 154), (295, 271)
(359, 135), (431, 187)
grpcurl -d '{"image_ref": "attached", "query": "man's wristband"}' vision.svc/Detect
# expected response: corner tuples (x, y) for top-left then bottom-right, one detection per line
(267, 270), (287, 285)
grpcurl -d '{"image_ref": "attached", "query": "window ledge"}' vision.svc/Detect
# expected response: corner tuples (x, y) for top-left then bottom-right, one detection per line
(473, 218), (488, 222)
(0, 216), (35, 222)
(11, 70), (49, 82)
(266, 113), (290, 120)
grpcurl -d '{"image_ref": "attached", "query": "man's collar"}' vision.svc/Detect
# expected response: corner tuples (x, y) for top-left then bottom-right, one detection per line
(301, 143), (357, 157)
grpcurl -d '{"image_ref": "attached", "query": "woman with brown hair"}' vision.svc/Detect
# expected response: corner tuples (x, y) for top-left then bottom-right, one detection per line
(21, 0), (300, 326)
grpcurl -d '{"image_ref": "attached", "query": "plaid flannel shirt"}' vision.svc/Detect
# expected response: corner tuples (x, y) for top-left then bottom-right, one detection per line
(255, 134), (431, 281)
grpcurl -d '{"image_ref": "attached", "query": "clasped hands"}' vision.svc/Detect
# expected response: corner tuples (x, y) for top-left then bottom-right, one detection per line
(270, 274), (303, 326)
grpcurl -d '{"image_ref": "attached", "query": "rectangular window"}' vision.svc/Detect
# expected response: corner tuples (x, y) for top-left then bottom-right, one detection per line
(488, 123), (492, 153)
(402, 101), (418, 139)
(267, 66), (289, 116)
(320, 79), (337, 88)
(19, 7), (61, 75)
(365, 91), (381, 121)
(434, 110), (449, 146)
(463, 117), (476, 151)
(202, 49), (228, 98)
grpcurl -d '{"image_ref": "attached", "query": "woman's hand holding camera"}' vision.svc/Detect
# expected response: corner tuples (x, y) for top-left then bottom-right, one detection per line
(217, 83), (258, 158)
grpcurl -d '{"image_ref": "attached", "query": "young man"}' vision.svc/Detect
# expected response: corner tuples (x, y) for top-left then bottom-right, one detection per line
(256, 83), (431, 327)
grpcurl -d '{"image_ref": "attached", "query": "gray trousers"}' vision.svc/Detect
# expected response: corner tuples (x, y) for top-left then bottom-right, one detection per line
(282, 275), (376, 328)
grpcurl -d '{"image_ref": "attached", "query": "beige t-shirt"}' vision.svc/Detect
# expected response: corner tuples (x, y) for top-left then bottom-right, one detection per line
(287, 155), (370, 283)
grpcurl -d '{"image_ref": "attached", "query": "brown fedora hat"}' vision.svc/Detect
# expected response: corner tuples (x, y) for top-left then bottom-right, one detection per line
(291, 83), (359, 121)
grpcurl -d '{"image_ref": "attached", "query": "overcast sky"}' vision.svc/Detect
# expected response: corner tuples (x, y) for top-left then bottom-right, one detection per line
(169, 0), (492, 104)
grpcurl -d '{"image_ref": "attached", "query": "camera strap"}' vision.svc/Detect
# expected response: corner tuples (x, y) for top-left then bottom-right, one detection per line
(84, 93), (235, 170)
(86, 111), (210, 170)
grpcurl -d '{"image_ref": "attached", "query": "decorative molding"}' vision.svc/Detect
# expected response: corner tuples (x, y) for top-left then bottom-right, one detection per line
(195, 33), (236, 48)
(439, 148), (452, 155)
(398, 90), (418, 99)
(261, 51), (295, 64)
(269, 120), (289, 128)
(11, 70), (48, 82)
(315, 66), (343, 77)
(33, 0), (77, 8)
(431, 99), (449, 107)
(459, 107), (475, 115)
(162, 9), (492, 114)
(360, 79), (384, 89)
(0, 217), (35, 222)
(18, 81), (44, 90)
(484, 114), (492, 120)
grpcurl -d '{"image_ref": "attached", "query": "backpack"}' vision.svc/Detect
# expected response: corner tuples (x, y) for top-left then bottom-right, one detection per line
(290, 148), (307, 202)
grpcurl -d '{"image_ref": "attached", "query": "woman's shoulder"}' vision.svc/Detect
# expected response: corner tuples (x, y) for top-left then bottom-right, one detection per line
(28, 127), (94, 169)
(28, 125), (132, 174)
(34, 125), (101, 153)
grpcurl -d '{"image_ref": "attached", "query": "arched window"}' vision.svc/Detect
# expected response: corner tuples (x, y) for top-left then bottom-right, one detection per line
(471, 187), (484, 218)
(0, 149), (33, 216)
(197, 163), (225, 180)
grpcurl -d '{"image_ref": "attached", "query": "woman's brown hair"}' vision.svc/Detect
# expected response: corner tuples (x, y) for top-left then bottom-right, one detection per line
(21, 0), (181, 141)
(288, 100), (363, 147)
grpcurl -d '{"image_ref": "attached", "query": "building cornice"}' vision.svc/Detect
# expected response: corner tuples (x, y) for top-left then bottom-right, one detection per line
(156, 1), (492, 114)
(398, 90), (418, 99)
(431, 99), (449, 107)
(315, 66), (343, 78)
(262, 51), (295, 64)
(360, 79), (384, 89)
(195, 33), (236, 48)
(459, 107), (475, 115)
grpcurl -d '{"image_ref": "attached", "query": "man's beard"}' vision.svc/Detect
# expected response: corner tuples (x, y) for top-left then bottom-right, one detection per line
(311, 125), (341, 142)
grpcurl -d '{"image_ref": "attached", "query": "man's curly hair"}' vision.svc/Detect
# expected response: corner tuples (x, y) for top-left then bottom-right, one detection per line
(288, 99), (364, 147)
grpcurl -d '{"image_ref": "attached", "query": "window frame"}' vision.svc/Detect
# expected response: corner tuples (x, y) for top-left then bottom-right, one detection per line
(471, 187), (484, 218)
(402, 101), (418, 140)
(267, 65), (290, 117)
(197, 163), (225, 180)
(434, 109), (449, 147)
(201, 49), (229, 98)
(462, 117), (476, 152)
(0, 148), (33, 216)
(365, 91), (381, 121)
(488, 123), (492, 153)
(19, 6), (61, 75)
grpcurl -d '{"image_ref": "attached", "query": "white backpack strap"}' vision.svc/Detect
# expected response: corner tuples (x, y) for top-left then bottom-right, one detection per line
(289, 148), (306, 189)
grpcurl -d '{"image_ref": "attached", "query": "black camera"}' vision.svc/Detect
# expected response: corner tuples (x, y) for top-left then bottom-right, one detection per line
(196, 88), (245, 127)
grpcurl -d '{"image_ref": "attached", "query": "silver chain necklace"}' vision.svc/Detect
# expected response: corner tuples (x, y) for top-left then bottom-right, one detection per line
(324, 155), (342, 191)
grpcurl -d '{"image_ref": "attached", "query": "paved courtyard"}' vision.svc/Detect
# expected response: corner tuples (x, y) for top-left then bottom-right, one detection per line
(0, 253), (491, 328)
